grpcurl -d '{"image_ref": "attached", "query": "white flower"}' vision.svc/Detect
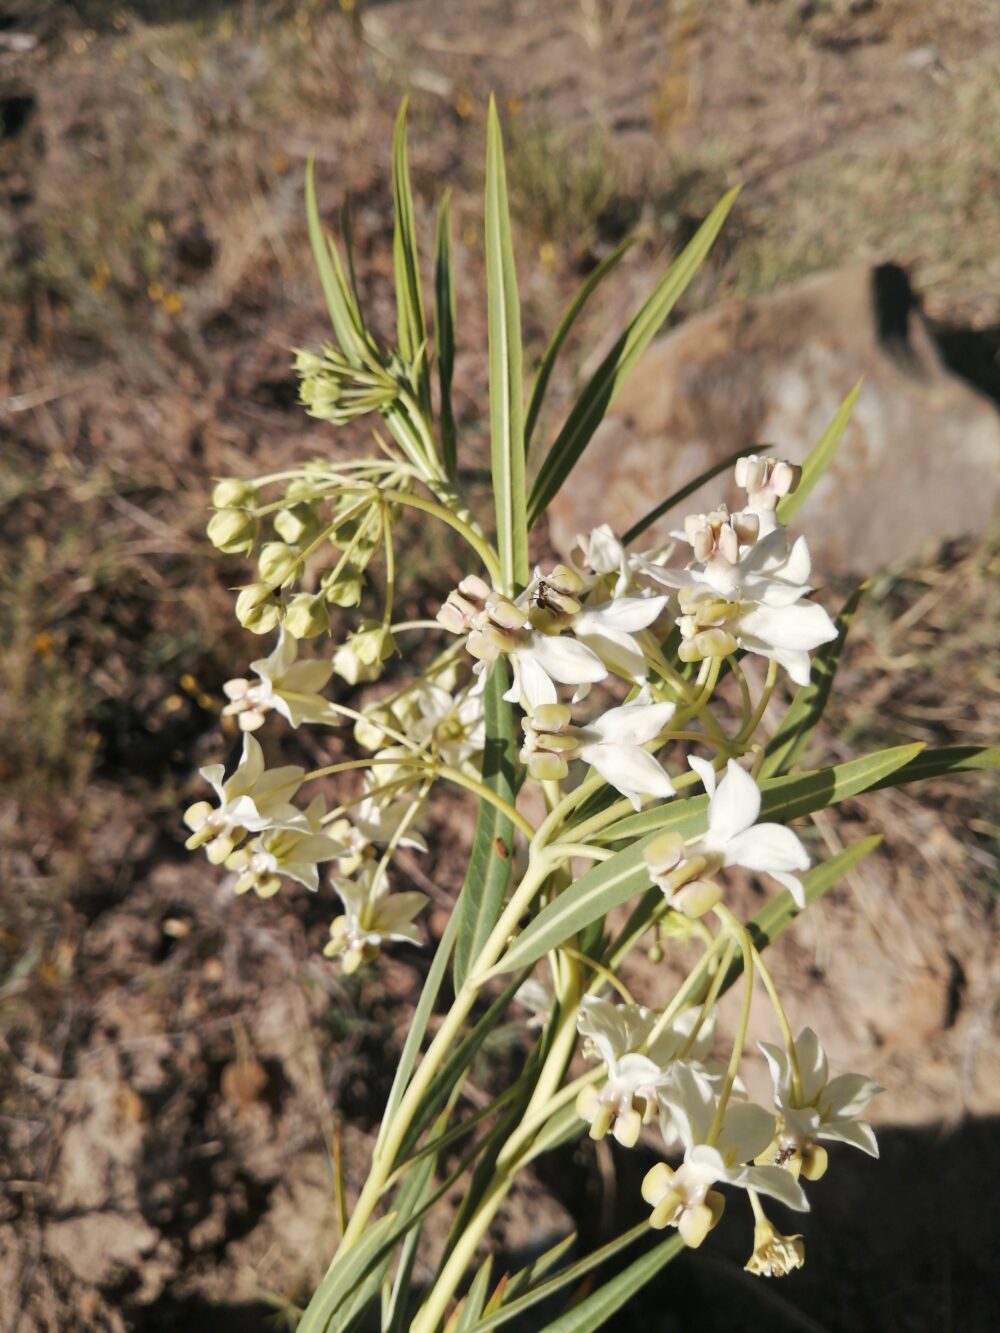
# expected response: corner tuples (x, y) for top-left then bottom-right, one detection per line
(572, 523), (632, 597)
(183, 734), (305, 864)
(576, 999), (721, 1148)
(645, 758), (810, 913)
(222, 628), (334, 730)
(224, 796), (342, 897)
(735, 454), (801, 530)
(643, 1065), (808, 1246)
(408, 684), (485, 770)
(324, 865), (428, 973)
(758, 1028), (880, 1179)
(520, 693), (675, 810)
(571, 594), (669, 687)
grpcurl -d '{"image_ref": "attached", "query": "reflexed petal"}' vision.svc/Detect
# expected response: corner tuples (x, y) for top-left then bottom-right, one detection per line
(575, 623), (648, 681)
(794, 1029), (829, 1105)
(707, 760), (760, 846)
(719, 1100), (777, 1163)
(739, 1165), (809, 1212)
(687, 754), (717, 800)
(587, 699), (676, 747)
(582, 742), (675, 810)
(821, 1073), (882, 1119)
(530, 632), (608, 685)
(739, 600), (837, 652)
(818, 1118), (879, 1157)
(511, 653), (557, 708)
(771, 870), (807, 908)
(725, 823), (809, 875)
(580, 595), (668, 634)
(758, 1040), (793, 1103)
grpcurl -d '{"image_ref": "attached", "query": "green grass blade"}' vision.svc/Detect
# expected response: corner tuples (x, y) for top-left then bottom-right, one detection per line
(383, 1143), (446, 1333)
(435, 192), (458, 480)
(485, 95), (528, 592)
(501, 1233), (578, 1305)
(391, 99), (430, 406)
(543, 1233), (684, 1333)
(488, 744), (923, 976)
(305, 157), (368, 365)
(469, 1222), (653, 1331)
(453, 1258), (494, 1331)
(453, 662), (517, 989)
(376, 903), (461, 1156)
(622, 443), (768, 546)
(761, 581), (869, 779)
(296, 1211), (398, 1332)
(777, 379), (862, 525)
(526, 187), (739, 530)
(524, 237), (633, 456)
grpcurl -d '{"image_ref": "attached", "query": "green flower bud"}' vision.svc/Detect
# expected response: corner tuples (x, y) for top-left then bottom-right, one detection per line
(258, 541), (301, 588)
(351, 621), (397, 667)
(235, 583), (281, 634)
(211, 478), (260, 509)
(274, 503), (320, 546)
(207, 507), (257, 555)
(322, 568), (364, 607)
(284, 593), (330, 640)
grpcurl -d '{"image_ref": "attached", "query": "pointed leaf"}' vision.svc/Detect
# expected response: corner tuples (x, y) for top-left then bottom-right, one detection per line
(453, 1258), (494, 1331)
(453, 661), (518, 989)
(762, 581), (868, 778)
(543, 1233), (684, 1333)
(305, 157), (369, 365)
(485, 96), (528, 591)
(296, 1211), (399, 1332)
(525, 237), (633, 455)
(527, 187), (740, 529)
(777, 379), (862, 525)
(392, 99), (430, 406)
(435, 192), (458, 479)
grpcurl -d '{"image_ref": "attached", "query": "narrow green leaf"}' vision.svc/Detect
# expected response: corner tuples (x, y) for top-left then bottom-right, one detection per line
(622, 443), (769, 546)
(777, 379), (862, 525)
(469, 1222), (652, 1331)
(454, 1258), (494, 1331)
(453, 662), (517, 989)
(501, 1233), (577, 1305)
(761, 581), (869, 779)
(435, 192), (458, 479)
(296, 1211), (398, 1333)
(391, 99), (429, 401)
(524, 237), (633, 455)
(527, 187), (739, 529)
(305, 157), (368, 365)
(867, 743), (1000, 789)
(485, 95), (528, 592)
(384, 1143), (447, 1333)
(376, 905), (461, 1155)
(489, 744), (923, 976)
(543, 1233), (684, 1333)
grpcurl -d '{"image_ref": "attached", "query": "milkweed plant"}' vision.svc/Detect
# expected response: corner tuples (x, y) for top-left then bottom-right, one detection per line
(184, 100), (999, 1330)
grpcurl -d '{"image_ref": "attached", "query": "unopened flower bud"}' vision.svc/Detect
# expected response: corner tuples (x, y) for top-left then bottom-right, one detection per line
(211, 478), (260, 509)
(735, 455), (801, 512)
(284, 593), (330, 640)
(235, 583), (281, 634)
(322, 568), (364, 607)
(274, 503), (320, 546)
(208, 507), (257, 555)
(678, 626), (740, 662)
(258, 541), (301, 587)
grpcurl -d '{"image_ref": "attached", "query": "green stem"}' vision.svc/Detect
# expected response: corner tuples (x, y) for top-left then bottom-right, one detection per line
(707, 904), (754, 1144)
(751, 943), (803, 1103)
(435, 764), (535, 842)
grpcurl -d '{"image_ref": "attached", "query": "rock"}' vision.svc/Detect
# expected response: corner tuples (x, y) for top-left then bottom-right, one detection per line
(547, 264), (1000, 572)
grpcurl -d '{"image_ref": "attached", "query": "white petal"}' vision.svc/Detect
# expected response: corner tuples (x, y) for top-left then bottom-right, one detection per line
(819, 1119), (879, 1157)
(529, 633), (607, 686)
(758, 1039), (793, 1103)
(707, 760), (760, 846)
(724, 822), (809, 875)
(794, 1028), (829, 1105)
(511, 653), (557, 708)
(771, 870), (807, 908)
(588, 700), (676, 746)
(739, 600), (837, 653)
(821, 1073), (882, 1119)
(580, 595), (668, 634)
(687, 755), (717, 799)
(582, 742), (675, 810)
(738, 1165), (809, 1212)
(719, 1100), (777, 1163)
(575, 624), (648, 682)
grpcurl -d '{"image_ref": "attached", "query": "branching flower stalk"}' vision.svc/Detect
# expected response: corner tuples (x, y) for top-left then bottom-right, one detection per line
(180, 100), (1000, 1331)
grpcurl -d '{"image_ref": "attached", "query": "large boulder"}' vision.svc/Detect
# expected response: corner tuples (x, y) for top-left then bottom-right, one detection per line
(547, 264), (1000, 571)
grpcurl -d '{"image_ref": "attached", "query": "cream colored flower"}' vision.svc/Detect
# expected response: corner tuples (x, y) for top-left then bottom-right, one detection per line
(223, 628), (334, 731)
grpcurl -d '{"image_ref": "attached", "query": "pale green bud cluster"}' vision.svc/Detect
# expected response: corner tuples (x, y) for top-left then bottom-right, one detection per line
(296, 345), (401, 426)
(207, 478), (260, 556)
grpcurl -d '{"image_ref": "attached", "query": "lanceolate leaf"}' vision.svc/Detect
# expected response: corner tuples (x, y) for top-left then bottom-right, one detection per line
(488, 744), (924, 976)
(305, 157), (369, 365)
(392, 99), (430, 408)
(622, 444), (769, 547)
(435, 192), (458, 480)
(296, 1211), (399, 1333)
(776, 379), (862, 525)
(543, 1233), (684, 1333)
(761, 581), (869, 779)
(453, 661), (518, 989)
(524, 237), (633, 456)
(526, 187), (739, 530)
(485, 96), (528, 592)
(453, 1258), (494, 1331)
